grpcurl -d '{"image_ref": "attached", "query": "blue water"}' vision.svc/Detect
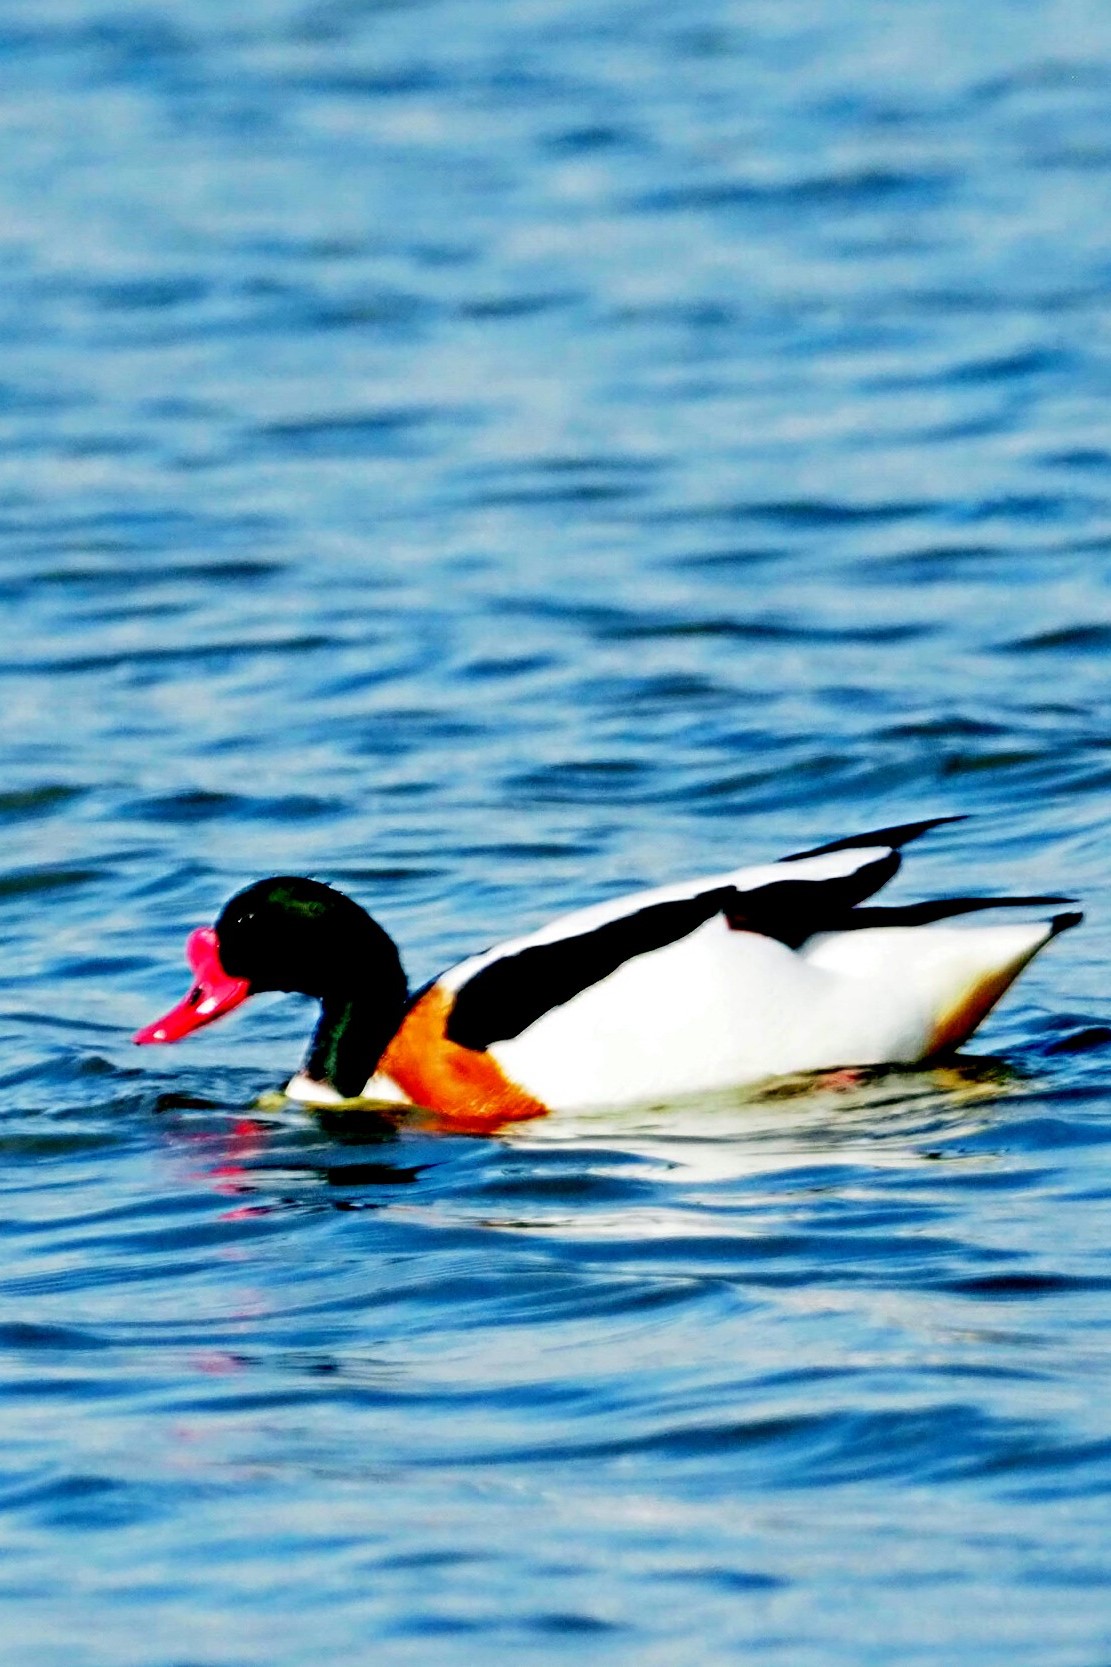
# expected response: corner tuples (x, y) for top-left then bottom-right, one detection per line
(3, 0), (1111, 1660)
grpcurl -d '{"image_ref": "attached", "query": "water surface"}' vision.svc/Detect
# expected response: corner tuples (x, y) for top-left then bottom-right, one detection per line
(3, 1), (1111, 1662)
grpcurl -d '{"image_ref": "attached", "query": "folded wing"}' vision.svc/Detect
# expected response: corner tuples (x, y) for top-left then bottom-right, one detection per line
(445, 840), (905, 1050)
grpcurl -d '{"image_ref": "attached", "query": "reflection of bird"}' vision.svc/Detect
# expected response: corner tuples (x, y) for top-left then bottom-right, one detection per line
(135, 817), (1080, 1130)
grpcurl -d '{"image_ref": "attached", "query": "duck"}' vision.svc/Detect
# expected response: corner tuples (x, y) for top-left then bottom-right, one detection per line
(133, 816), (1081, 1130)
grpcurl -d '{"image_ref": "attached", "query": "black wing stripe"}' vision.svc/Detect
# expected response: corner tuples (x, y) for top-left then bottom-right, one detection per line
(828, 894), (1074, 931)
(446, 887), (736, 1050)
(446, 851), (901, 1051)
(725, 850), (901, 949)
(782, 815), (965, 862)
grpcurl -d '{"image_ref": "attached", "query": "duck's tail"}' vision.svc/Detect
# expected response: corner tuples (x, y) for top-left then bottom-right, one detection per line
(802, 910), (1081, 1059)
(922, 911), (1082, 1055)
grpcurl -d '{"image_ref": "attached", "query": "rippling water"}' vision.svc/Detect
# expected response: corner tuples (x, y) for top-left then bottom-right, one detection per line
(4, 1), (1111, 1661)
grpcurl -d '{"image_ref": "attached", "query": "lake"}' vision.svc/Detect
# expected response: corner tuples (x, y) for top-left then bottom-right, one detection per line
(2, 1), (1111, 1662)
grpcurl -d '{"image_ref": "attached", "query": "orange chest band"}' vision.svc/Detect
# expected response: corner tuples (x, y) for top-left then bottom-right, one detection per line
(379, 984), (549, 1133)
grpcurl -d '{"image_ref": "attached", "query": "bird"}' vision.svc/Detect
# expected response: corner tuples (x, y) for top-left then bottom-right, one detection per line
(133, 817), (1081, 1131)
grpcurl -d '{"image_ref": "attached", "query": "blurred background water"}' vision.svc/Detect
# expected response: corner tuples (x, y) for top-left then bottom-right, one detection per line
(2, 0), (1111, 1661)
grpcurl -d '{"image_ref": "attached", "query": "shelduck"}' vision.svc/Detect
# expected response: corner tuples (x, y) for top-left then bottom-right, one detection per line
(134, 817), (1080, 1129)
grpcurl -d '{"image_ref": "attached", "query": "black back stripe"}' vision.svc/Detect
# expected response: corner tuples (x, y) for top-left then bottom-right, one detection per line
(446, 852), (900, 1051)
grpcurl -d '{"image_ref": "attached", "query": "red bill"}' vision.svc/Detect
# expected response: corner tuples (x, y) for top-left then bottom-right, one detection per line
(133, 927), (251, 1044)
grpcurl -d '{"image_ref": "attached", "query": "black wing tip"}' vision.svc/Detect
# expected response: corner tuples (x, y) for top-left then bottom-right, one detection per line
(840, 894), (1082, 931)
(783, 815), (967, 863)
(961, 893), (1078, 909)
(1050, 910), (1084, 937)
